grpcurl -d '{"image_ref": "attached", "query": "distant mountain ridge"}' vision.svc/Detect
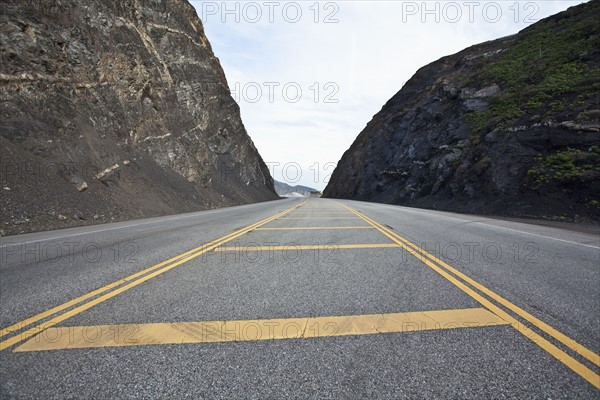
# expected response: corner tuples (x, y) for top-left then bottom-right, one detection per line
(274, 181), (320, 197)
(324, 1), (600, 222)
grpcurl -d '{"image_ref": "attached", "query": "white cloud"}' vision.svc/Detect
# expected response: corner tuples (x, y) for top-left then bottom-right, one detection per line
(190, 0), (588, 190)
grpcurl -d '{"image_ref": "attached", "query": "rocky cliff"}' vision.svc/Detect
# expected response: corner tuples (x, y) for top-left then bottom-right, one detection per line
(0, 0), (278, 235)
(324, 1), (600, 222)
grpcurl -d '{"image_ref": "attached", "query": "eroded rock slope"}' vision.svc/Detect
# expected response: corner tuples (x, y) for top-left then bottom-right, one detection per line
(0, 0), (277, 235)
(324, 1), (599, 222)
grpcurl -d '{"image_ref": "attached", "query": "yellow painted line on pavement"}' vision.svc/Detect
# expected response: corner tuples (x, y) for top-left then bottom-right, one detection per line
(277, 217), (359, 220)
(14, 307), (508, 352)
(287, 214), (354, 216)
(0, 202), (306, 351)
(255, 227), (374, 231)
(214, 244), (400, 252)
(339, 203), (600, 389)
(296, 208), (346, 210)
(289, 211), (353, 214)
(344, 204), (600, 367)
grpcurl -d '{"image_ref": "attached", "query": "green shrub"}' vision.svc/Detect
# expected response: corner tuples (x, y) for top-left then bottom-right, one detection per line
(528, 147), (600, 184)
(465, 6), (600, 133)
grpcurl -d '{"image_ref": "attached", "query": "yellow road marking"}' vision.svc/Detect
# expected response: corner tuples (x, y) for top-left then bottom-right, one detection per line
(254, 227), (374, 230)
(14, 308), (508, 351)
(214, 244), (400, 252)
(296, 208), (345, 210)
(339, 202), (600, 389)
(287, 214), (354, 216)
(0, 202), (306, 351)
(0, 229), (245, 339)
(289, 212), (353, 214)
(276, 217), (359, 220)
(290, 209), (351, 212)
(344, 204), (600, 367)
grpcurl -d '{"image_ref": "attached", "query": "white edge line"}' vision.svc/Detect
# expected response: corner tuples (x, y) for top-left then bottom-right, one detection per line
(340, 201), (600, 250)
(0, 200), (299, 248)
(472, 222), (600, 250)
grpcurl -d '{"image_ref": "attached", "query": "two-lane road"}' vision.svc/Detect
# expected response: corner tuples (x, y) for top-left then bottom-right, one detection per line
(1, 198), (598, 398)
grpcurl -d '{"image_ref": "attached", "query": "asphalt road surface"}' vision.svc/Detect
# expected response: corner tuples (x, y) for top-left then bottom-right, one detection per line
(1, 198), (599, 399)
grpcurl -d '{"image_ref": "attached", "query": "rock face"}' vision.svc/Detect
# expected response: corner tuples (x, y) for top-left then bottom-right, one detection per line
(0, 0), (278, 235)
(324, 1), (600, 222)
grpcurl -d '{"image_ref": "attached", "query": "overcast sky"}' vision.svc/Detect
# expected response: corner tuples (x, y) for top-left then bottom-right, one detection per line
(190, 0), (587, 190)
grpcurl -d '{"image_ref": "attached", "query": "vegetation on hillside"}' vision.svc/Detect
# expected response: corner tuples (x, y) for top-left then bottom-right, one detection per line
(527, 146), (600, 185)
(467, 1), (600, 133)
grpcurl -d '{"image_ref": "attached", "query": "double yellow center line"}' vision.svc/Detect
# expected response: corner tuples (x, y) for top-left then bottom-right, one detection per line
(3, 199), (599, 390)
(0, 201), (306, 351)
(338, 202), (600, 389)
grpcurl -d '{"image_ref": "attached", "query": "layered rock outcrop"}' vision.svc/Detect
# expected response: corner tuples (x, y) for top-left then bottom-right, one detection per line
(324, 1), (599, 222)
(0, 0), (277, 234)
